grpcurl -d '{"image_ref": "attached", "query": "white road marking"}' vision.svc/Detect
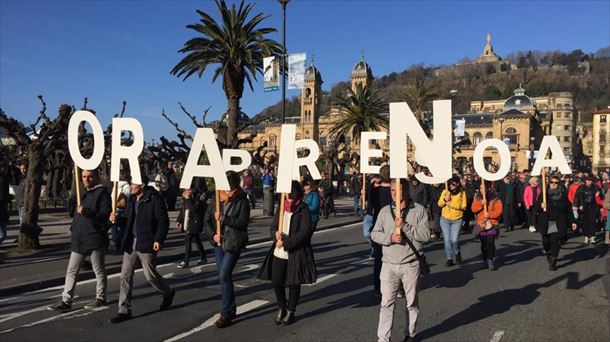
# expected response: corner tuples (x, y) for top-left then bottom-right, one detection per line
(351, 257), (373, 265)
(0, 306), (108, 334)
(163, 300), (269, 342)
(0, 298), (83, 324)
(304, 274), (337, 287)
(0, 297), (17, 303)
(490, 330), (505, 342)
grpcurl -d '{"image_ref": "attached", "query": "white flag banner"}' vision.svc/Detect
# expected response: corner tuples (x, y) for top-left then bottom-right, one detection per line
(263, 56), (279, 92)
(455, 118), (466, 137)
(288, 53), (306, 89)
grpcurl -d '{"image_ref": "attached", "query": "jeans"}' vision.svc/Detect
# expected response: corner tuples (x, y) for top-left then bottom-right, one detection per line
(362, 214), (373, 247)
(353, 195), (360, 214)
(62, 249), (107, 304)
(213, 246), (241, 317)
(440, 217), (462, 260)
(373, 243), (383, 293)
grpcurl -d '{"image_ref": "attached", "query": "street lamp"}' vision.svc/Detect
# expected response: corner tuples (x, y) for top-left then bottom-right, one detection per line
(279, 0), (290, 124)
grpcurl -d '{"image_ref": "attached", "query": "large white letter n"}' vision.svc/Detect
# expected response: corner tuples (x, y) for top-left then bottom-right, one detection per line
(389, 100), (452, 184)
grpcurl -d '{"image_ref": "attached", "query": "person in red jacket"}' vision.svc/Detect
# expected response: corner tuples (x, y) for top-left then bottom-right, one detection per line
(471, 182), (503, 271)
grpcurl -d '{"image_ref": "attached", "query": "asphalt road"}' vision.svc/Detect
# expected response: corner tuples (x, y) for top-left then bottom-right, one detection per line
(0, 222), (608, 342)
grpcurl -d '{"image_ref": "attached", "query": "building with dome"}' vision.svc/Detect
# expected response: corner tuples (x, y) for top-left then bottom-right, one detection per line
(454, 86), (576, 173)
(238, 55), (576, 175)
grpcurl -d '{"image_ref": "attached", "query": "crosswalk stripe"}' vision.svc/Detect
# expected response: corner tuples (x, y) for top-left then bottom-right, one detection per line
(163, 300), (269, 342)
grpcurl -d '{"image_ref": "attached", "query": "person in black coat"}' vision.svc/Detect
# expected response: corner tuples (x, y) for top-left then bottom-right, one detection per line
(258, 180), (316, 325)
(572, 175), (601, 244)
(203, 171), (251, 328)
(109, 176), (174, 324)
(536, 175), (576, 271)
(0, 161), (10, 245)
(48, 169), (111, 312)
(176, 187), (207, 268)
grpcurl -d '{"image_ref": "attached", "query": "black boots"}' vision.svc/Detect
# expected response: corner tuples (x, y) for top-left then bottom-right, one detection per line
(548, 257), (557, 271)
(275, 308), (286, 325)
(282, 311), (295, 325)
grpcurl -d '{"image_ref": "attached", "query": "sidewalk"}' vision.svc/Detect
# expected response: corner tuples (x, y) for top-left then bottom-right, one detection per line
(0, 198), (362, 296)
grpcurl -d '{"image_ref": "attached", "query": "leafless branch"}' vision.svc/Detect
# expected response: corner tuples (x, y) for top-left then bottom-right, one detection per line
(161, 109), (192, 140)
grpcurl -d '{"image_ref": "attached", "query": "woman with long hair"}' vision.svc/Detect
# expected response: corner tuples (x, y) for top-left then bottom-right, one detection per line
(438, 176), (468, 266)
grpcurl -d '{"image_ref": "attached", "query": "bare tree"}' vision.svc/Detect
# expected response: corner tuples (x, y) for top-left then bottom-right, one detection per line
(0, 97), (72, 250)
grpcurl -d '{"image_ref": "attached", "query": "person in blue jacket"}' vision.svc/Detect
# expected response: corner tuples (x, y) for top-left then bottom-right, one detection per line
(303, 179), (320, 231)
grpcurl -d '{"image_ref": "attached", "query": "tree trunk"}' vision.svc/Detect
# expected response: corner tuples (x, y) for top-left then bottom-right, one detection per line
(18, 146), (45, 250)
(227, 95), (240, 147)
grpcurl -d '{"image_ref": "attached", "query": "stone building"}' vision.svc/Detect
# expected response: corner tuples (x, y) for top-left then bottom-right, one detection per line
(591, 107), (610, 173)
(239, 57), (576, 176)
(457, 87), (577, 173)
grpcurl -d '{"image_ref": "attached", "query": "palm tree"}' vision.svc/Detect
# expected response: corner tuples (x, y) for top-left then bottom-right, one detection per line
(403, 78), (437, 123)
(329, 84), (388, 145)
(171, 0), (282, 146)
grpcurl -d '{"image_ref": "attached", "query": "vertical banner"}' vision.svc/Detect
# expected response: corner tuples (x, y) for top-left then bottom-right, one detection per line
(263, 56), (279, 92)
(288, 53), (306, 90)
(455, 118), (466, 137)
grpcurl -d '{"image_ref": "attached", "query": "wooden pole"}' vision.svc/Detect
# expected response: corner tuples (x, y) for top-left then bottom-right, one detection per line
(481, 180), (488, 217)
(74, 165), (81, 207)
(111, 181), (117, 222)
(215, 190), (221, 236)
(394, 179), (401, 235)
(277, 193), (286, 242)
(542, 168), (547, 212)
(361, 173), (366, 214)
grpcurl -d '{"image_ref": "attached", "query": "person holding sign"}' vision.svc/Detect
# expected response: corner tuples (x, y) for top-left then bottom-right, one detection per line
(109, 175), (174, 323)
(258, 180), (317, 325)
(48, 169), (111, 312)
(536, 175), (576, 271)
(471, 181), (503, 271)
(176, 186), (208, 269)
(370, 179), (431, 342)
(204, 171), (250, 329)
(437, 176), (468, 267)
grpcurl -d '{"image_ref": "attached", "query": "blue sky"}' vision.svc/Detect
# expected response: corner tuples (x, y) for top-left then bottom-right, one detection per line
(1, 0), (608, 141)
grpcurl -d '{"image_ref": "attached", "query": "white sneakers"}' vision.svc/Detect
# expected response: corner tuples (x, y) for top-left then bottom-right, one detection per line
(589, 236), (596, 244)
(584, 236), (589, 243)
(529, 226), (537, 233)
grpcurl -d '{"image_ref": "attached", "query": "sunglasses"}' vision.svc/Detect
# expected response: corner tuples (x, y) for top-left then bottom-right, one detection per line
(450, 183), (458, 187)
(550, 181), (559, 184)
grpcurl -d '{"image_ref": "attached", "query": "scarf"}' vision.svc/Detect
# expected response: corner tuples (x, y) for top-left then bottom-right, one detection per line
(284, 198), (302, 213)
(548, 186), (563, 202)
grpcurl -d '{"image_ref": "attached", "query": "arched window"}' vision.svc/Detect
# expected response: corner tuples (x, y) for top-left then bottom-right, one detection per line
(269, 134), (277, 148)
(306, 88), (312, 98)
(504, 127), (518, 145)
(485, 132), (493, 140)
(463, 132), (471, 146)
(473, 132), (483, 146)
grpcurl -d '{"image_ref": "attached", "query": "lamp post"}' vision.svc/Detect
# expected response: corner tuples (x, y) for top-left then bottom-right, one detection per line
(529, 136), (536, 170)
(280, 0), (289, 124)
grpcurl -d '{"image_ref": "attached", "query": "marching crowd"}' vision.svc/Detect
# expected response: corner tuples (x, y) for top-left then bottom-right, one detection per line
(2, 160), (609, 342)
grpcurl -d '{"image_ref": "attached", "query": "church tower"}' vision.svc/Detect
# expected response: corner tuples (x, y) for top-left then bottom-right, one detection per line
(350, 55), (373, 91)
(300, 64), (323, 142)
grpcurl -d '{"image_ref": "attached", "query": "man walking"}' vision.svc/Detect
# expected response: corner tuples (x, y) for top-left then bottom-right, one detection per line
(109, 175), (175, 323)
(48, 169), (111, 311)
(371, 179), (431, 342)
(351, 172), (362, 216)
